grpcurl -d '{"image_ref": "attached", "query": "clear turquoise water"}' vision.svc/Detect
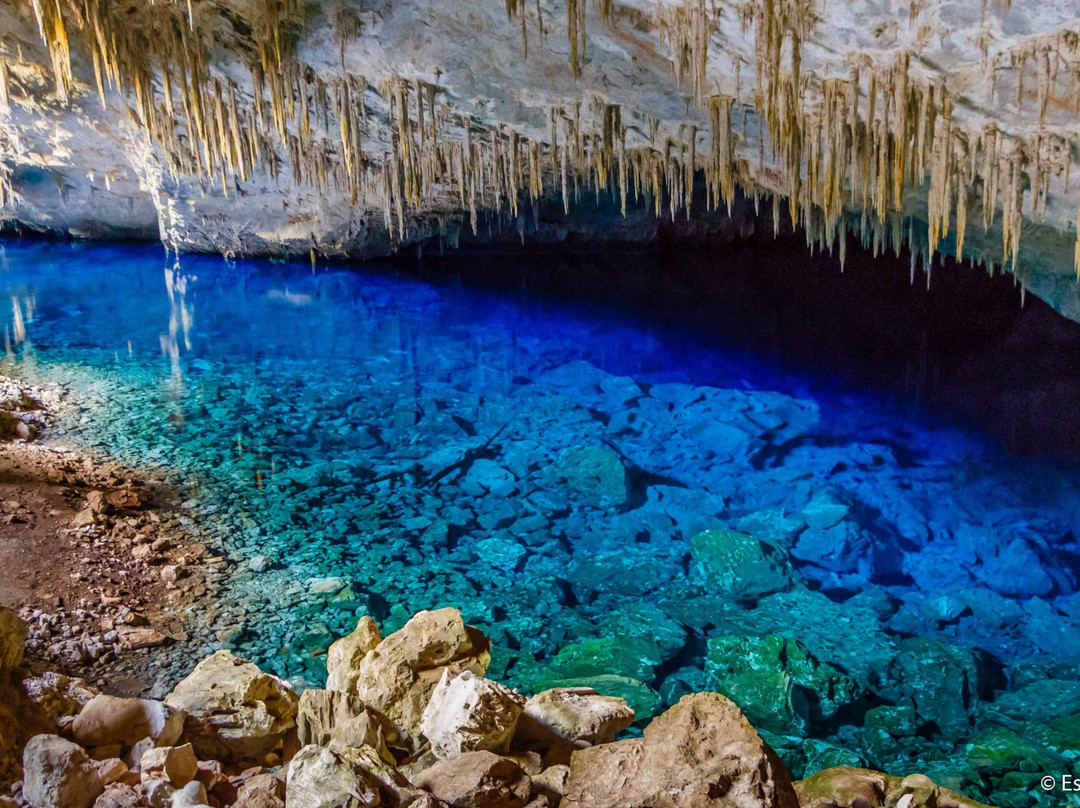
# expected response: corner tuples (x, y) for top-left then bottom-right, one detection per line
(1, 239), (1078, 805)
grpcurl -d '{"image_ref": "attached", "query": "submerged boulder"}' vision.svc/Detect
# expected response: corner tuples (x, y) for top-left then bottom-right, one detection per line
(704, 634), (859, 736)
(878, 638), (981, 741)
(164, 651), (298, 766)
(351, 608), (491, 749)
(690, 529), (794, 601)
(547, 446), (628, 507)
(561, 692), (799, 808)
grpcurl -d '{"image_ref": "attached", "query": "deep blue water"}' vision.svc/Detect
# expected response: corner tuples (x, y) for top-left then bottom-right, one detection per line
(1, 239), (1078, 806)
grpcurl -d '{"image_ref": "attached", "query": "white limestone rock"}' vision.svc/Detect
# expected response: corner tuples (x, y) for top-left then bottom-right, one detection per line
(352, 608), (491, 749)
(420, 669), (526, 759)
(284, 745), (381, 808)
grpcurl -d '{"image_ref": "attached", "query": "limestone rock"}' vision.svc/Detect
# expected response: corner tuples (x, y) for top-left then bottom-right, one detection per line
(92, 785), (148, 808)
(139, 744), (198, 788)
(415, 750), (533, 808)
(794, 768), (992, 808)
(72, 696), (184, 750)
(144, 779), (209, 808)
(325, 616), (381, 694)
(164, 651), (298, 766)
(531, 764), (570, 801)
(0, 607), (26, 671)
(794, 767), (891, 808)
(284, 745), (382, 808)
(23, 673), (98, 723)
(22, 734), (105, 808)
(352, 608), (491, 748)
(295, 689), (397, 764)
(232, 771), (285, 808)
(421, 670), (526, 759)
(561, 692), (799, 808)
(514, 687), (634, 754)
(525, 675), (660, 725)
(690, 529), (794, 601)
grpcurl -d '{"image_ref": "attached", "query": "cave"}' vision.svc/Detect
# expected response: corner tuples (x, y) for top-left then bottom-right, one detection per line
(1, 1), (1079, 807)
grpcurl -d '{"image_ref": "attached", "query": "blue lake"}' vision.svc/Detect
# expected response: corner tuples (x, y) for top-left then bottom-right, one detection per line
(1, 238), (1078, 806)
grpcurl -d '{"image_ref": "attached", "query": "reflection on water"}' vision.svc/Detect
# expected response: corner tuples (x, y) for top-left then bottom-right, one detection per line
(1, 238), (1078, 805)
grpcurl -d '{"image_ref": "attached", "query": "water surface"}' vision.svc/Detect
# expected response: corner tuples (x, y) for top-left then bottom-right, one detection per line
(1, 239), (1078, 807)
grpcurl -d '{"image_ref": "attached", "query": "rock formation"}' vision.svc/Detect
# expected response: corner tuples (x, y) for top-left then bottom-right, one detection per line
(1, 0), (1079, 319)
(0, 605), (1000, 808)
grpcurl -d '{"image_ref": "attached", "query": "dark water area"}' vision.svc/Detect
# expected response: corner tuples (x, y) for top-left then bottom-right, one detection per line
(1, 235), (1078, 807)
(401, 233), (1080, 459)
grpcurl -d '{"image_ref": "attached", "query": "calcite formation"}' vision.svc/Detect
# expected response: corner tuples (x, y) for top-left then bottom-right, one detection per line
(0, 0), (1078, 318)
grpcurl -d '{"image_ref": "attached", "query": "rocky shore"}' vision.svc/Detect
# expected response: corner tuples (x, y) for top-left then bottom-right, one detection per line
(0, 376), (222, 694)
(0, 604), (992, 808)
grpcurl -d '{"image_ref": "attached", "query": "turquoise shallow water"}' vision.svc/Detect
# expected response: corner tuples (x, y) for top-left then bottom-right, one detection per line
(1, 239), (1079, 805)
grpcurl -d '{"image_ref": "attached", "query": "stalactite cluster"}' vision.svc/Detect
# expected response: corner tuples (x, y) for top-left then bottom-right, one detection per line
(655, 0), (715, 106)
(1, 0), (1077, 279)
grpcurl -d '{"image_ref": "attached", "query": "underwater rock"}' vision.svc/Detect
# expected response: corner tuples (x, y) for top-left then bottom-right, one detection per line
(71, 696), (184, 752)
(878, 639), (981, 741)
(704, 634), (860, 736)
(800, 491), (851, 531)
(420, 670), (526, 759)
(164, 651), (298, 766)
(22, 735), (104, 808)
(863, 705), (921, 764)
(325, 616), (382, 694)
(561, 692), (799, 808)
(791, 521), (872, 575)
(414, 750), (534, 808)
(513, 687), (635, 754)
(690, 529), (794, 601)
(547, 446), (628, 507)
(462, 460), (518, 498)
(351, 608), (491, 749)
(979, 538), (1055, 598)
(534, 635), (660, 687)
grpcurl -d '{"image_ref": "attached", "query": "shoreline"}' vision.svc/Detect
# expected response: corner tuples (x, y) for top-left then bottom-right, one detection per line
(0, 375), (223, 697)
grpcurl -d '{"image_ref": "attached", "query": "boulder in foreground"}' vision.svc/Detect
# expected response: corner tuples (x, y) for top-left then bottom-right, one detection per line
(561, 691), (799, 808)
(164, 650), (298, 766)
